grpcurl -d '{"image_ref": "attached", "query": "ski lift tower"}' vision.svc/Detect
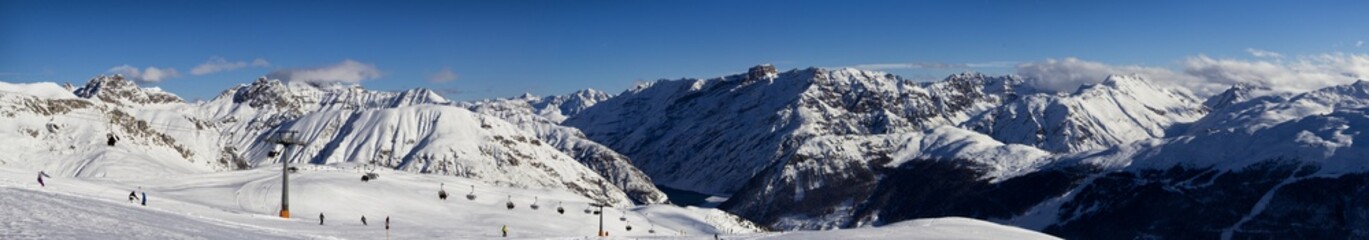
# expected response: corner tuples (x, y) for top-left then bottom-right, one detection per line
(596, 180), (609, 237)
(271, 130), (303, 218)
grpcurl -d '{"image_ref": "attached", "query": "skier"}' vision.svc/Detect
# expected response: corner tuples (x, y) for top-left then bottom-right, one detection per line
(385, 216), (390, 230)
(36, 171), (49, 187)
(128, 191), (139, 203)
(319, 213), (325, 225)
(502, 225), (508, 237)
(140, 189), (147, 206)
(361, 215), (368, 226)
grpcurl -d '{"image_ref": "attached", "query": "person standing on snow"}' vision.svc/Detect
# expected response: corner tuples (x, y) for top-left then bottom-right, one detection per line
(361, 215), (368, 226)
(319, 213), (325, 225)
(502, 225), (509, 237)
(140, 188), (147, 206)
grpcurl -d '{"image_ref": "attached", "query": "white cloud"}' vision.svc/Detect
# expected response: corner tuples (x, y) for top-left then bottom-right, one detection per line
(108, 65), (181, 83)
(1015, 52), (1369, 97)
(266, 59), (381, 84)
(1015, 57), (1192, 93)
(191, 57), (271, 75)
(428, 67), (458, 84)
(1245, 48), (1283, 58)
(1182, 53), (1369, 94)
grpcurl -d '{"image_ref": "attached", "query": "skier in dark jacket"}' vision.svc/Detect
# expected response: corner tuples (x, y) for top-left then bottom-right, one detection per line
(37, 171), (50, 187)
(140, 190), (147, 206)
(361, 215), (367, 226)
(128, 191), (139, 203)
(319, 213), (325, 225)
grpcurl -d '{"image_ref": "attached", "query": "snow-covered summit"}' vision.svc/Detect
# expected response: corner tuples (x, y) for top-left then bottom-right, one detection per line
(963, 74), (1207, 153)
(72, 74), (183, 105)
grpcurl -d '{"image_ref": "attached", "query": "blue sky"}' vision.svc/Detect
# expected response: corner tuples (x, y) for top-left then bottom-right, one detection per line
(3, 0), (1368, 101)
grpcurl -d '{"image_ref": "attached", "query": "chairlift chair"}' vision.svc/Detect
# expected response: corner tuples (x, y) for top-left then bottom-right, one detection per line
(438, 183), (448, 200)
(530, 196), (540, 210)
(506, 195), (515, 210)
(465, 185), (477, 200)
(556, 201), (565, 214)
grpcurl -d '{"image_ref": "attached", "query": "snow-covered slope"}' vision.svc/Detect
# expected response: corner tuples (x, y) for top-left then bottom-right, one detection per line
(0, 78), (222, 179)
(962, 74), (1207, 153)
(0, 165), (762, 239)
(566, 66), (1022, 195)
(721, 126), (1051, 229)
(460, 92), (669, 204)
(0, 76), (642, 206)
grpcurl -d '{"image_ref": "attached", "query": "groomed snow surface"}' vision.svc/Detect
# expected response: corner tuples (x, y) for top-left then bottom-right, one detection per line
(0, 166), (1057, 239)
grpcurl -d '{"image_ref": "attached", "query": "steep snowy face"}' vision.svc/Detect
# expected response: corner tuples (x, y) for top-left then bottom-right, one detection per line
(1186, 80), (1369, 135)
(527, 89), (612, 123)
(1010, 82), (1369, 238)
(0, 79), (230, 179)
(2, 76), (645, 206)
(1091, 80), (1369, 172)
(460, 93), (669, 205)
(721, 127), (1052, 230)
(1202, 83), (1270, 111)
(252, 105), (636, 205)
(566, 67), (1022, 195)
(963, 74), (1207, 153)
(71, 75), (183, 105)
(194, 79), (637, 205)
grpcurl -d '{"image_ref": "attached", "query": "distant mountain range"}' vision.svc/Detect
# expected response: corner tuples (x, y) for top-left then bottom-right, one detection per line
(5, 64), (1369, 238)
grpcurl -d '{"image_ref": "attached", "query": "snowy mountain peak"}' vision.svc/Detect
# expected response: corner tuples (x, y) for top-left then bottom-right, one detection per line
(71, 75), (183, 105)
(964, 74), (1206, 153)
(1203, 83), (1270, 110)
(1074, 74), (1150, 94)
(518, 92), (538, 100)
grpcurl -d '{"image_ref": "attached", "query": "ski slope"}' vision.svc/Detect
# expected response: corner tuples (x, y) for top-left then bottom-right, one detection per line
(0, 165), (758, 239)
(0, 165), (1057, 239)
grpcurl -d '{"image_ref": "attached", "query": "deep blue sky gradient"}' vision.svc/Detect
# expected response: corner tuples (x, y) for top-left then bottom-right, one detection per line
(3, 0), (1367, 100)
